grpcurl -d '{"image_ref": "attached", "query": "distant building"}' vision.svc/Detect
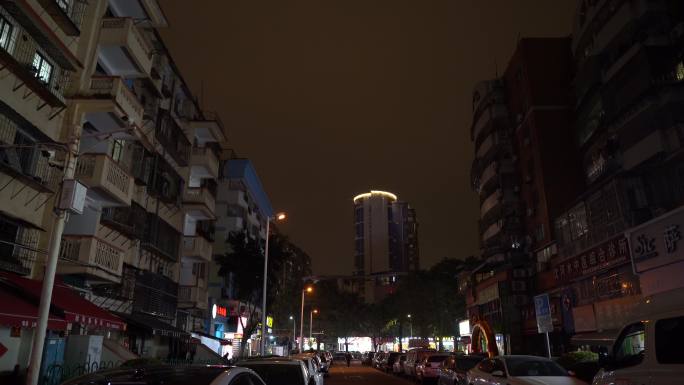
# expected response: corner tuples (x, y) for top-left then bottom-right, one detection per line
(353, 190), (419, 303)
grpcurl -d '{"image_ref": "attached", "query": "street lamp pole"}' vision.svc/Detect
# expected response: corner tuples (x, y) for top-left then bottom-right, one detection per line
(309, 309), (318, 350)
(299, 286), (312, 351)
(408, 314), (413, 339)
(290, 316), (296, 352)
(260, 212), (286, 356)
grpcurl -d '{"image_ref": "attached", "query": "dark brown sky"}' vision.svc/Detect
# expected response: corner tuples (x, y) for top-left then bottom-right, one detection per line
(160, 1), (576, 276)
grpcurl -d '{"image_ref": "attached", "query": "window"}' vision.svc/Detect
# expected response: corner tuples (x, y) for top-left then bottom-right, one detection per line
(656, 316), (684, 364)
(32, 53), (53, 84)
(0, 15), (13, 51)
(613, 322), (645, 367)
(111, 139), (125, 163)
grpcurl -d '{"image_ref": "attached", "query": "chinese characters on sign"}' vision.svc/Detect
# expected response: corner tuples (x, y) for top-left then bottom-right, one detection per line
(630, 208), (684, 274)
(554, 236), (630, 284)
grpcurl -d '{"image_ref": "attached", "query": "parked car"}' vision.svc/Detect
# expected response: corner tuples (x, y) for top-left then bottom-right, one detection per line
(416, 353), (449, 383)
(593, 287), (684, 385)
(363, 351), (375, 365)
(62, 365), (266, 385)
(292, 354), (324, 385)
(238, 357), (312, 385)
(383, 352), (402, 372)
(404, 348), (437, 378)
(438, 354), (484, 385)
(393, 354), (407, 375)
(467, 355), (587, 385)
(316, 352), (330, 374)
(333, 352), (347, 362)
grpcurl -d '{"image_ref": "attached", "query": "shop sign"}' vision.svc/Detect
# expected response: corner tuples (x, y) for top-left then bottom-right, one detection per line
(212, 304), (227, 319)
(554, 236), (630, 283)
(0, 342), (7, 358)
(629, 206), (684, 273)
(266, 316), (273, 328)
(458, 320), (470, 336)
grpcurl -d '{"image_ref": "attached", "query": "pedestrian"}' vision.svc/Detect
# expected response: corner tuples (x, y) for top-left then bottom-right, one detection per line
(345, 352), (352, 367)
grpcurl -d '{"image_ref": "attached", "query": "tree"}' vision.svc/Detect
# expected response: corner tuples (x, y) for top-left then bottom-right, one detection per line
(215, 231), (290, 357)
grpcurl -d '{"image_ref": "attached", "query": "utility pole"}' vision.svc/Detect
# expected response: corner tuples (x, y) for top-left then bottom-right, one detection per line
(26, 125), (80, 385)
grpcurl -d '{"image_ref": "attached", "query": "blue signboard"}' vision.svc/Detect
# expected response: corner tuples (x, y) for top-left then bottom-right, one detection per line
(534, 293), (553, 333)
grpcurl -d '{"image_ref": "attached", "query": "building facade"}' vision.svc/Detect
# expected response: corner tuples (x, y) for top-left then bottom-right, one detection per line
(0, 0), (229, 376)
(353, 190), (419, 303)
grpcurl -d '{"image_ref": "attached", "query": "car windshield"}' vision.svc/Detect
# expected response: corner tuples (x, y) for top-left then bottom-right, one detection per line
(455, 356), (482, 371)
(428, 355), (449, 362)
(239, 364), (305, 385)
(504, 357), (568, 377)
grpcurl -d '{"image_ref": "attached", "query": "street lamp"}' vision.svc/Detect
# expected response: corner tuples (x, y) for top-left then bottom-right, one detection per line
(299, 285), (313, 351)
(309, 309), (319, 350)
(260, 211), (287, 355)
(407, 314), (413, 339)
(289, 315), (296, 351)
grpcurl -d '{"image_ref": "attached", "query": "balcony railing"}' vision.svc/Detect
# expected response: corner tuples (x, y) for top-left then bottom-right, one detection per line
(75, 154), (133, 205)
(156, 110), (190, 166)
(190, 146), (219, 178)
(87, 76), (144, 126)
(148, 155), (183, 205)
(196, 220), (216, 242)
(132, 269), (178, 319)
(142, 214), (181, 261)
(183, 187), (216, 217)
(178, 285), (208, 310)
(101, 203), (147, 239)
(99, 17), (153, 76)
(182, 236), (212, 262)
(0, 7), (69, 107)
(58, 236), (124, 282)
(36, 0), (86, 36)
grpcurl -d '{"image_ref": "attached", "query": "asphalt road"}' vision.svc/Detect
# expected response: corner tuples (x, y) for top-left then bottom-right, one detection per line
(326, 361), (415, 385)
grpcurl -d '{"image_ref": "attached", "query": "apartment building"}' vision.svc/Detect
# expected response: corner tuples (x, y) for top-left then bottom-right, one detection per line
(0, 0), (227, 375)
(541, 0), (684, 349)
(466, 38), (582, 355)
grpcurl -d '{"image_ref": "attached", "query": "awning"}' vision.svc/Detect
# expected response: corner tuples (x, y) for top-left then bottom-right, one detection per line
(115, 312), (189, 339)
(570, 330), (620, 346)
(192, 331), (232, 345)
(0, 272), (125, 330)
(0, 285), (66, 330)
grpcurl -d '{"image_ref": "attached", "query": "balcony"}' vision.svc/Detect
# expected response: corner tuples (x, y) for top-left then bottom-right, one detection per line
(182, 236), (213, 262)
(132, 269), (178, 319)
(58, 236), (124, 283)
(100, 203), (147, 239)
(476, 132), (496, 160)
(482, 222), (502, 242)
(178, 285), (208, 311)
(81, 76), (145, 128)
(472, 104), (507, 143)
(190, 146), (219, 179)
(156, 110), (190, 166)
(480, 189), (502, 219)
(183, 187), (216, 220)
(75, 154), (133, 206)
(36, 0), (86, 36)
(98, 17), (153, 77)
(189, 111), (227, 143)
(142, 214), (181, 261)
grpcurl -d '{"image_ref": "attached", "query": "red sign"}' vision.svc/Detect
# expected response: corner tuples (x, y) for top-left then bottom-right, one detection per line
(553, 236), (630, 284)
(216, 306), (227, 318)
(0, 342), (7, 358)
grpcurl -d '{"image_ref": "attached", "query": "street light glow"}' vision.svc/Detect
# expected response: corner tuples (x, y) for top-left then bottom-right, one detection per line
(289, 315), (294, 320)
(306, 286), (313, 293)
(313, 309), (319, 314)
(407, 314), (411, 318)
(276, 212), (287, 221)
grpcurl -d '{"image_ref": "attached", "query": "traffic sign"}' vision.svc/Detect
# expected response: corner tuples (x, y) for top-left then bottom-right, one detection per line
(534, 293), (553, 333)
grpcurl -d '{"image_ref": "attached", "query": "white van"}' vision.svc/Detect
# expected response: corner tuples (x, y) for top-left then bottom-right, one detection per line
(592, 287), (684, 385)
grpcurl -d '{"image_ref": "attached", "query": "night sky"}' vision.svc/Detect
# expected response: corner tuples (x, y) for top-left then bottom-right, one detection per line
(160, 1), (576, 276)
